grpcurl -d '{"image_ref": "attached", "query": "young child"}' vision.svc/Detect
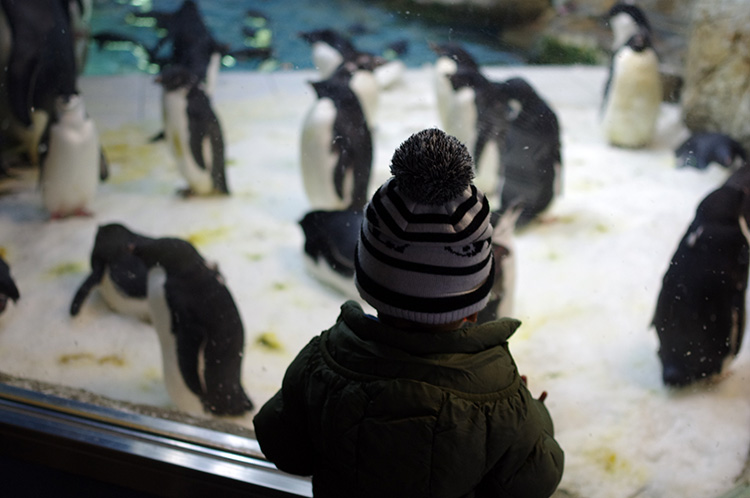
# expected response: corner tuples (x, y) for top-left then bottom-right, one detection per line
(253, 128), (564, 497)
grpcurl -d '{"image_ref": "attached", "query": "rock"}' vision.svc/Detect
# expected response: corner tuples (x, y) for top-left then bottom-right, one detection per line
(681, 0), (750, 154)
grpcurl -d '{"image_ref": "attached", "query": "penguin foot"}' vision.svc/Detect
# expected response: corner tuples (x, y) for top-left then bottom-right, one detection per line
(49, 207), (93, 220)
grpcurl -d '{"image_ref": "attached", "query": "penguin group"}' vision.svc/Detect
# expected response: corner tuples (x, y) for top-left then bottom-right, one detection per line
(3, 0), (750, 425)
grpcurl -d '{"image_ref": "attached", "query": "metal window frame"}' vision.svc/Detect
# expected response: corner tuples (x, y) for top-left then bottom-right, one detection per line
(0, 383), (312, 497)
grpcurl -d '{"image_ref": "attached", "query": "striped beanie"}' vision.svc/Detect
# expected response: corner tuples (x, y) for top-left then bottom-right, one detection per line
(355, 128), (494, 324)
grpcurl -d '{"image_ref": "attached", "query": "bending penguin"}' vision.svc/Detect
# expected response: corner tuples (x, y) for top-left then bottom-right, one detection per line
(675, 132), (747, 171)
(298, 209), (362, 299)
(601, 32), (662, 148)
(132, 236), (253, 416)
(157, 65), (229, 197)
(300, 63), (373, 211)
(496, 77), (563, 228)
(40, 93), (106, 218)
(447, 67), (510, 199)
(70, 223), (153, 321)
(652, 175), (750, 387)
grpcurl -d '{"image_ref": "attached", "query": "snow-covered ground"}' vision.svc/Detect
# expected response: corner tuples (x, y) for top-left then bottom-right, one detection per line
(0, 65), (748, 498)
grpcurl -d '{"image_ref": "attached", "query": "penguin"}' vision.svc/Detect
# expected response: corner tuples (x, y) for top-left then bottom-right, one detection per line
(496, 77), (563, 228)
(652, 181), (750, 387)
(477, 206), (522, 324)
(0, 0), (79, 166)
(70, 224), (153, 321)
(40, 94), (103, 218)
(430, 42), (481, 151)
(298, 209), (362, 299)
(447, 68), (510, 198)
(132, 237), (253, 416)
(300, 63), (373, 212)
(298, 29), (384, 124)
(0, 253), (20, 315)
(605, 2), (652, 52)
(60, 0), (93, 75)
(601, 32), (662, 149)
(675, 132), (747, 171)
(157, 65), (229, 197)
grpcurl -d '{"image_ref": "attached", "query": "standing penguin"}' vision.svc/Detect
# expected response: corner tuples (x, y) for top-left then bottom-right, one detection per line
(298, 209), (362, 299)
(605, 2), (652, 52)
(70, 223), (153, 321)
(430, 42), (480, 153)
(157, 65), (228, 197)
(675, 132), (747, 171)
(300, 63), (372, 212)
(652, 182), (750, 387)
(496, 77), (563, 228)
(601, 32), (662, 148)
(0, 253), (20, 315)
(448, 68), (510, 198)
(40, 94), (104, 218)
(133, 237), (253, 416)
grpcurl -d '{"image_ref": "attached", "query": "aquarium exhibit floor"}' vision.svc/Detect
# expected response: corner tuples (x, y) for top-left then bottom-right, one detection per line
(1, 65), (750, 498)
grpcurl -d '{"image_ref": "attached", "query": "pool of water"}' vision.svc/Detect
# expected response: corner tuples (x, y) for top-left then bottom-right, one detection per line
(85, 0), (525, 76)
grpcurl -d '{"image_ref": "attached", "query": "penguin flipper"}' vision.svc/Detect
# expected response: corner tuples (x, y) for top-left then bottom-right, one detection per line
(99, 147), (109, 181)
(332, 137), (349, 201)
(202, 339), (254, 415)
(172, 317), (206, 397)
(6, 51), (39, 127)
(70, 263), (105, 316)
(207, 119), (229, 194)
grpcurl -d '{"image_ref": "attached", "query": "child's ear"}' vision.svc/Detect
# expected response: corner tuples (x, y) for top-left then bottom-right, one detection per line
(465, 312), (479, 323)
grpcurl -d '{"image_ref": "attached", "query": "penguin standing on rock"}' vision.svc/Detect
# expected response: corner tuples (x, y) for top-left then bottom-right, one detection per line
(300, 63), (373, 211)
(674, 132), (747, 171)
(40, 93), (106, 218)
(299, 209), (362, 299)
(133, 237), (253, 416)
(496, 77), (563, 228)
(601, 32), (662, 148)
(70, 223), (153, 321)
(652, 178), (750, 387)
(157, 65), (228, 197)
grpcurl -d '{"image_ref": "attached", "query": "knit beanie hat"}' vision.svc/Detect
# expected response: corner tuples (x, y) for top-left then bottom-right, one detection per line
(355, 128), (495, 324)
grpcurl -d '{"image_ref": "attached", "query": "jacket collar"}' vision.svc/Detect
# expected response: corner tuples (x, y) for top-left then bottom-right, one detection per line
(339, 300), (521, 356)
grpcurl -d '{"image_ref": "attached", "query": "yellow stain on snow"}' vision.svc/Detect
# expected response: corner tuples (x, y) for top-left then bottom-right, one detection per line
(186, 226), (233, 247)
(99, 126), (170, 184)
(255, 332), (284, 351)
(58, 352), (127, 367)
(46, 261), (87, 277)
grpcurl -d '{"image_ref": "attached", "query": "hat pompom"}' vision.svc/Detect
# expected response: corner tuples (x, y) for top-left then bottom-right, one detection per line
(390, 128), (475, 205)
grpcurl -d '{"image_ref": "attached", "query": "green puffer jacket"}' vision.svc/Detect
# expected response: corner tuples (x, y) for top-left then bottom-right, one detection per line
(254, 301), (564, 498)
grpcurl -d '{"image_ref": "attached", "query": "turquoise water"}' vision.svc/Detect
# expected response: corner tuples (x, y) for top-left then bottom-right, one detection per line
(85, 0), (525, 75)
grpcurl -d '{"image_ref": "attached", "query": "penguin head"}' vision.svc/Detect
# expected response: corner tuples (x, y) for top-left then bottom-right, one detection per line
(53, 94), (85, 123)
(606, 3), (651, 50)
(429, 42), (480, 72)
(131, 237), (207, 275)
(448, 67), (485, 92)
(299, 29), (357, 59)
(622, 31), (653, 54)
(0, 256), (20, 314)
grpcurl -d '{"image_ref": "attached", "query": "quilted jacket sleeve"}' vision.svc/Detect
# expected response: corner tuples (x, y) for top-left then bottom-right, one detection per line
(479, 397), (564, 498)
(253, 338), (317, 476)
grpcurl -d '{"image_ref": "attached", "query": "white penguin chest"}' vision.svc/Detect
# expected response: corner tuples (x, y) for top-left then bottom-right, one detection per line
(41, 116), (99, 215)
(300, 97), (348, 209)
(163, 90), (213, 194)
(146, 266), (205, 414)
(602, 48), (662, 147)
(99, 271), (150, 321)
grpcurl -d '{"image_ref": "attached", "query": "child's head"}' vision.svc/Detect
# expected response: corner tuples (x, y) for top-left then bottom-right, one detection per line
(355, 128), (494, 327)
